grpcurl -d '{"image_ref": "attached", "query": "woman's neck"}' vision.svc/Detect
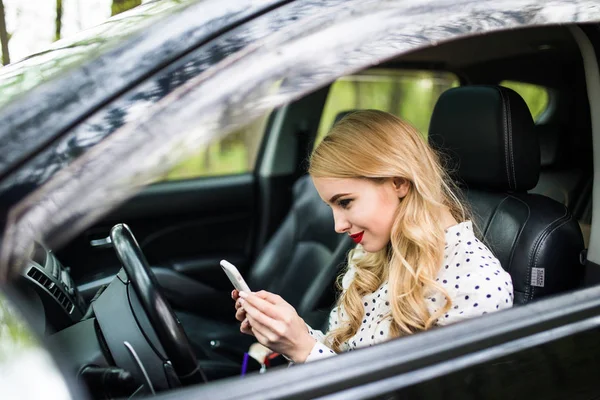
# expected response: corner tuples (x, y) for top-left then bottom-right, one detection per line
(440, 206), (459, 230)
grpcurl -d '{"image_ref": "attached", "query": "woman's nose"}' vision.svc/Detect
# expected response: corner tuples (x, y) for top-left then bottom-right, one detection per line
(333, 211), (351, 234)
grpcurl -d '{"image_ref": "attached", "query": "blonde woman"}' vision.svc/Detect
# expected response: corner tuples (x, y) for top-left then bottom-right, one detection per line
(233, 110), (514, 363)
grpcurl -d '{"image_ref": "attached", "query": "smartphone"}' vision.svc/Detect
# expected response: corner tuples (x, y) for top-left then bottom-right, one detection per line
(220, 259), (251, 293)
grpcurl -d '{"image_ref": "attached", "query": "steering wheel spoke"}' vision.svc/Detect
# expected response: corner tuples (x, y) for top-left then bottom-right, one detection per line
(110, 223), (206, 386)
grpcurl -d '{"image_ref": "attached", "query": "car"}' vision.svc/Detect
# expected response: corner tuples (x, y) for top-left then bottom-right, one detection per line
(1, 0), (600, 398)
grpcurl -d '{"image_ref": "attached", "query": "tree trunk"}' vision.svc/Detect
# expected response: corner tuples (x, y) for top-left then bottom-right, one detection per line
(390, 80), (403, 116)
(0, 0), (10, 66)
(55, 0), (63, 41)
(111, 0), (142, 16)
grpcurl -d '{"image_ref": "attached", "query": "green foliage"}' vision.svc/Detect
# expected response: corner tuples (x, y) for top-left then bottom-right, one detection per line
(0, 296), (37, 361)
(159, 114), (270, 182)
(500, 80), (549, 121)
(159, 72), (550, 183)
(161, 141), (248, 181)
(316, 69), (458, 145)
(55, 0), (63, 42)
(111, 0), (142, 17)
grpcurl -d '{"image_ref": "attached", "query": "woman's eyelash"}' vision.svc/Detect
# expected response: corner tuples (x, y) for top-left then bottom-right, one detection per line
(338, 199), (352, 208)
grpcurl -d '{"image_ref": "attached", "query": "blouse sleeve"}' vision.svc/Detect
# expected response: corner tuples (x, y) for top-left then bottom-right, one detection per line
(303, 306), (342, 362)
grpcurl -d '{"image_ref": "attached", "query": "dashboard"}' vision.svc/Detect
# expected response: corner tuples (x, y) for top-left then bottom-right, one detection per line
(21, 242), (86, 332)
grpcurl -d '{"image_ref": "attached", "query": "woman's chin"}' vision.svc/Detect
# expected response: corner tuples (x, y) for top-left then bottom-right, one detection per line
(361, 240), (385, 253)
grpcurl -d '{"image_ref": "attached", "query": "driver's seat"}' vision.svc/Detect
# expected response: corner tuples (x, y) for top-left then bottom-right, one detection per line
(429, 85), (585, 303)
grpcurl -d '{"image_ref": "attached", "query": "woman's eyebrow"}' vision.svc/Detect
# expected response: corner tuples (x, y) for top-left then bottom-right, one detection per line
(329, 193), (351, 203)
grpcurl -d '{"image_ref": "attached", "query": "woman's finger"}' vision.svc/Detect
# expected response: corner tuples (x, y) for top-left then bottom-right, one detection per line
(240, 293), (282, 320)
(232, 289), (239, 300)
(250, 324), (269, 344)
(255, 290), (283, 305)
(246, 314), (277, 344)
(241, 298), (279, 329)
(240, 318), (254, 336)
(235, 307), (246, 322)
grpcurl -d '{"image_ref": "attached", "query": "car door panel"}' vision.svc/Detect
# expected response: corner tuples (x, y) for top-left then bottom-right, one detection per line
(390, 328), (600, 400)
(60, 174), (256, 293)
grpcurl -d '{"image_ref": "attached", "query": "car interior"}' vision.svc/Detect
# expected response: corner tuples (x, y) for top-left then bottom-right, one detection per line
(13, 22), (598, 397)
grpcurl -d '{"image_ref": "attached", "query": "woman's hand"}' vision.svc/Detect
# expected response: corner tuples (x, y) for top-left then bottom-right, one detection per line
(232, 289), (253, 335)
(238, 290), (316, 363)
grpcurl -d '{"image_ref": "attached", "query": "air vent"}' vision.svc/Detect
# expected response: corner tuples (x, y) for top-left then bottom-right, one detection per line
(27, 268), (74, 314)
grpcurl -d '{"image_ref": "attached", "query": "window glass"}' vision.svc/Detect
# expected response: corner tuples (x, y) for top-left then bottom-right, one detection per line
(316, 69), (459, 145)
(500, 80), (550, 121)
(158, 112), (270, 181)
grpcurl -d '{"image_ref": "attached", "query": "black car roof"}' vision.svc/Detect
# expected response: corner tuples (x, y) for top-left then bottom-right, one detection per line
(0, 0), (288, 190)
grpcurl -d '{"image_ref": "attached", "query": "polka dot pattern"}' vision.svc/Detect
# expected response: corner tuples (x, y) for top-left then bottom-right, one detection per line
(304, 221), (513, 363)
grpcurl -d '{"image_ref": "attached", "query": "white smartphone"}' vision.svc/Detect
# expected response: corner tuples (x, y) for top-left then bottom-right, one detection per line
(220, 259), (251, 293)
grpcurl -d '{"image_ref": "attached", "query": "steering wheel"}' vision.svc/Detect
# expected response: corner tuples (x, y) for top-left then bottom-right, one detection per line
(110, 223), (206, 385)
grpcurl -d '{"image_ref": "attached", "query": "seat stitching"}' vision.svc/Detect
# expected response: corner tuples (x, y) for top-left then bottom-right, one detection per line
(504, 89), (517, 189)
(528, 207), (568, 268)
(481, 194), (531, 296)
(531, 215), (570, 301)
(481, 195), (511, 241)
(534, 216), (571, 271)
(484, 193), (531, 300)
(527, 206), (569, 301)
(496, 87), (513, 190)
(501, 195), (531, 294)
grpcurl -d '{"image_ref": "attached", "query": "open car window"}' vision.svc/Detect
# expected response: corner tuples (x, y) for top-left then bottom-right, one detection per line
(6, 0), (600, 271)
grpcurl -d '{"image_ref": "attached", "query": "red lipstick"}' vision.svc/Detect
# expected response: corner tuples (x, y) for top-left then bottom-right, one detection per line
(349, 231), (364, 244)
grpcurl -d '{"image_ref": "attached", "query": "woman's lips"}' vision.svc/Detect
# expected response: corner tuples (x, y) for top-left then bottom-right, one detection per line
(349, 231), (364, 244)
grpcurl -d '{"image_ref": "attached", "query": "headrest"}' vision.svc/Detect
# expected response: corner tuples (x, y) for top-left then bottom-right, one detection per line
(333, 110), (355, 126)
(429, 86), (540, 192)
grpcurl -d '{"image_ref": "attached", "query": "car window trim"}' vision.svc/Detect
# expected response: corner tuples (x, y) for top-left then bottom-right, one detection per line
(157, 283), (600, 400)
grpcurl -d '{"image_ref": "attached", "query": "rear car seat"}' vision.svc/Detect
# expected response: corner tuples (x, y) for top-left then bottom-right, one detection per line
(530, 123), (592, 247)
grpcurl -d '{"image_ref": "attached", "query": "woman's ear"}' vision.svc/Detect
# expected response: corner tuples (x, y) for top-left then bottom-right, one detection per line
(392, 177), (410, 199)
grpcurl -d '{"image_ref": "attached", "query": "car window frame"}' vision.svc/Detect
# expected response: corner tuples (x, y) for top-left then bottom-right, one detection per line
(9, 0), (600, 263)
(157, 284), (600, 400)
(3, 0), (600, 398)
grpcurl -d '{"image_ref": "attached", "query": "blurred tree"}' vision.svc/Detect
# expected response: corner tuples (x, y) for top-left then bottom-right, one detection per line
(55, 0), (63, 41)
(112, 0), (142, 16)
(0, 0), (10, 65)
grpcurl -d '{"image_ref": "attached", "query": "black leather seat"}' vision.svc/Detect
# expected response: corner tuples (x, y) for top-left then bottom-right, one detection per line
(178, 175), (354, 366)
(429, 85), (585, 304)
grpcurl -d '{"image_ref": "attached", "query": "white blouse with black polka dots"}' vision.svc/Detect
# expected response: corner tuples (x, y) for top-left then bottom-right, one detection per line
(304, 220), (514, 362)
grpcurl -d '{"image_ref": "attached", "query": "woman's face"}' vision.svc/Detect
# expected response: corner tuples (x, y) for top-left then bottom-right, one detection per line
(312, 177), (409, 252)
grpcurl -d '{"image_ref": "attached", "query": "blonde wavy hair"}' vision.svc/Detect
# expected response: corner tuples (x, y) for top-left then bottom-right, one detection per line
(309, 110), (470, 352)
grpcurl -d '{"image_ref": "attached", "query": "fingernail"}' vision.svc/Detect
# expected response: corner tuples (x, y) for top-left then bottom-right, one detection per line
(239, 298), (245, 305)
(239, 291), (248, 298)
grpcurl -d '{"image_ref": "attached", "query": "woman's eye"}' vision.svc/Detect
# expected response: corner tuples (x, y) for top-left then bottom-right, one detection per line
(338, 199), (352, 209)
